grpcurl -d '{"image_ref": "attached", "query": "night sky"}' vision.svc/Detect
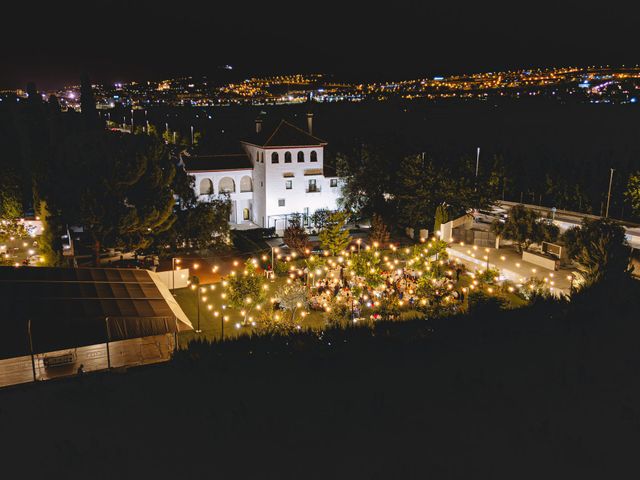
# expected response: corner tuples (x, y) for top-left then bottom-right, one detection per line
(2, 1), (638, 90)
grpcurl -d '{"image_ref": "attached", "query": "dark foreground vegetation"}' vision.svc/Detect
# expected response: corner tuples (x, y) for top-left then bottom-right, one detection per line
(1, 278), (638, 478)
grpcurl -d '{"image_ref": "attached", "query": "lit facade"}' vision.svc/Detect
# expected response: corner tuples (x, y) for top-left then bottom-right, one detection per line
(183, 118), (341, 230)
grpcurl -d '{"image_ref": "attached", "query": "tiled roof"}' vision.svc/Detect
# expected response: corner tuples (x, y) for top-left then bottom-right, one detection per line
(182, 154), (252, 172)
(243, 120), (327, 147)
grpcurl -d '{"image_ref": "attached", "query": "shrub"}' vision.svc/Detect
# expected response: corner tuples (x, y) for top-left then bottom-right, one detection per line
(467, 290), (507, 315)
(476, 267), (500, 284)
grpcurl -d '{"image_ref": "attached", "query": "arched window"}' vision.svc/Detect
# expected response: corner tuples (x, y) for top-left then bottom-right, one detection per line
(297, 151), (304, 163)
(271, 152), (279, 163)
(199, 178), (213, 195)
(284, 151), (292, 163)
(219, 177), (235, 194)
(240, 175), (253, 192)
(243, 208), (250, 221)
(310, 150), (318, 162)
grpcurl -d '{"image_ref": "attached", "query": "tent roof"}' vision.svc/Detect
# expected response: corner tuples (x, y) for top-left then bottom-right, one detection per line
(0, 267), (192, 358)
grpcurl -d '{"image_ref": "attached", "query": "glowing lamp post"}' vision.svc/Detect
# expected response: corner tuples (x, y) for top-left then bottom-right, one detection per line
(218, 307), (226, 340)
(190, 284), (200, 333)
(191, 264), (201, 333)
(171, 258), (181, 292)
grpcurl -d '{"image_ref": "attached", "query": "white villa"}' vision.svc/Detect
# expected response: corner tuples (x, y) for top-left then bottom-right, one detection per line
(181, 115), (341, 231)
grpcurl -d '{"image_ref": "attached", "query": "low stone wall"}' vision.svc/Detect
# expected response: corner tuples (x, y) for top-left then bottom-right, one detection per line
(522, 251), (558, 271)
(441, 215), (471, 242)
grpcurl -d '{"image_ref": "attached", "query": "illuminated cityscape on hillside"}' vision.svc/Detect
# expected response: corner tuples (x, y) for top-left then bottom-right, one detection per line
(3, 66), (639, 109)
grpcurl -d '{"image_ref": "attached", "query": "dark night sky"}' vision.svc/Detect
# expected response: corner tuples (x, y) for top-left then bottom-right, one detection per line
(2, 1), (639, 90)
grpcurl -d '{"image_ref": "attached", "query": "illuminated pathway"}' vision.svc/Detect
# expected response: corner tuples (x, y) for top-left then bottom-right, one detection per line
(446, 243), (575, 295)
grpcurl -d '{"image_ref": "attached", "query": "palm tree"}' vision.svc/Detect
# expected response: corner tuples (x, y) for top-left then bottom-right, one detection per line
(563, 218), (631, 287)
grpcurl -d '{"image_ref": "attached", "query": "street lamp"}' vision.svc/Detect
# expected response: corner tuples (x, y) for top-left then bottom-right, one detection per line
(271, 247), (279, 272)
(195, 286), (203, 333)
(190, 284), (200, 333)
(196, 286), (206, 334)
(356, 238), (361, 253)
(171, 257), (181, 292)
(189, 264), (202, 334)
(605, 168), (615, 218)
(216, 308), (225, 340)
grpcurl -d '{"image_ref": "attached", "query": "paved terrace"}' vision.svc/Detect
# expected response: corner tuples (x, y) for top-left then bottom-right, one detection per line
(447, 243), (575, 295)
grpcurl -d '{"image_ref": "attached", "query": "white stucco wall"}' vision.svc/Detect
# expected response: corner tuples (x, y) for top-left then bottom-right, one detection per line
(241, 144), (340, 229)
(187, 143), (341, 229)
(242, 144), (267, 227)
(189, 169), (254, 224)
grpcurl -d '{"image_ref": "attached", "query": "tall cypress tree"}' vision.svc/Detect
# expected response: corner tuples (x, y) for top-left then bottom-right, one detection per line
(433, 204), (449, 233)
(48, 95), (61, 115)
(17, 82), (47, 212)
(80, 73), (101, 131)
(26, 82), (39, 102)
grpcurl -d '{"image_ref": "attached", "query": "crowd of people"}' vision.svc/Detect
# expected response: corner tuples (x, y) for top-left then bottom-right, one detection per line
(307, 261), (468, 319)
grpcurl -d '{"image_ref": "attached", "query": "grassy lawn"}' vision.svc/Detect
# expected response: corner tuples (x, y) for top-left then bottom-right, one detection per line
(175, 280), (429, 347)
(175, 277), (329, 347)
(175, 257), (529, 347)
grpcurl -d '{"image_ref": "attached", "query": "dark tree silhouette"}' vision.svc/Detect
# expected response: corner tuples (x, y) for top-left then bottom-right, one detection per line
(492, 204), (559, 253)
(562, 218), (632, 286)
(51, 132), (177, 265)
(283, 214), (310, 254)
(80, 73), (101, 131)
(369, 213), (391, 245)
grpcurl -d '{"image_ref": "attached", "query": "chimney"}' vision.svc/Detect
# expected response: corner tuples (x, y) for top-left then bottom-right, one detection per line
(255, 118), (262, 134)
(306, 113), (314, 135)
